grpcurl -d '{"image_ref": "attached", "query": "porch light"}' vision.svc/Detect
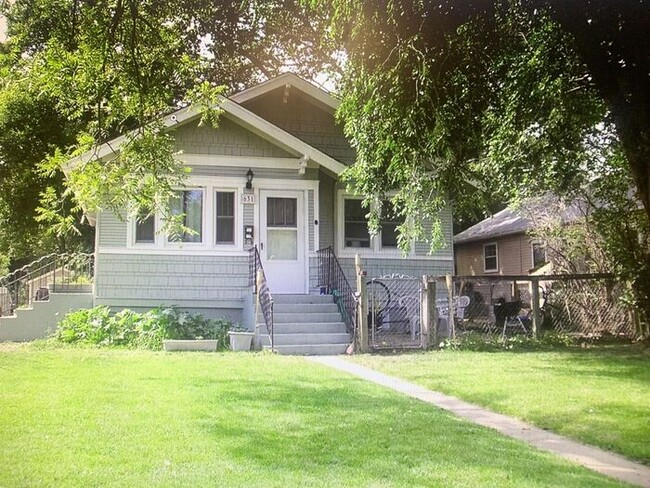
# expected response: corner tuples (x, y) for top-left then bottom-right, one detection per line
(245, 168), (254, 189)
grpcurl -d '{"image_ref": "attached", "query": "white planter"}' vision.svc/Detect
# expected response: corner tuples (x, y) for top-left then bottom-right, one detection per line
(163, 339), (218, 352)
(228, 331), (254, 351)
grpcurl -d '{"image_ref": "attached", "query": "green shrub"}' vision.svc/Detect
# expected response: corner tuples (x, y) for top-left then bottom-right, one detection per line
(55, 306), (234, 350)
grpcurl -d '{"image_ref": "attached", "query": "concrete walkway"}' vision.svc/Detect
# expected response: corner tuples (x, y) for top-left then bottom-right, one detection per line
(308, 356), (650, 488)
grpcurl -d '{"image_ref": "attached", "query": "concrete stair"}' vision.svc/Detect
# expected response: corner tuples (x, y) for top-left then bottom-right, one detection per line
(260, 294), (351, 355)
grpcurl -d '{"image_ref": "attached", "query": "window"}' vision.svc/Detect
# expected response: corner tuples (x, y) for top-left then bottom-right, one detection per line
(169, 189), (203, 243)
(380, 200), (404, 249)
(344, 199), (370, 248)
(484, 243), (498, 272)
(135, 212), (155, 244)
(532, 242), (547, 268)
(215, 191), (235, 244)
(267, 197), (297, 227)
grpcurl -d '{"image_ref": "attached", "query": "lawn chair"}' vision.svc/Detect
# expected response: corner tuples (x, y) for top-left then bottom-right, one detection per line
(493, 298), (527, 338)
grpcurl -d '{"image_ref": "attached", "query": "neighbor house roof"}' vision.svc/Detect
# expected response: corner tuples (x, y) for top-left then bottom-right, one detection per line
(63, 74), (347, 177)
(454, 201), (586, 245)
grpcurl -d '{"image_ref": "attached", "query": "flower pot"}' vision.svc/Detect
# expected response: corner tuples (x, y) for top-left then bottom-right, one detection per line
(228, 331), (254, 351)
(163, 339), (218, 352)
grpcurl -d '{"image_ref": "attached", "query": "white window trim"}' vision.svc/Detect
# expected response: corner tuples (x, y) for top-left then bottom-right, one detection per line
(127, 177), (243, 252)
(336, 191), (414, 257)
(213, 188), (241, 250)
(531, 241), (547, 269)
(483, 242), (499, 273)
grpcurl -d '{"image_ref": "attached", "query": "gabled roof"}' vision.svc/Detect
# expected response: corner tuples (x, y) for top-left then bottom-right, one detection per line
(454, 208), (531, 244)
(454, 202), (586, 245)
(64, 75), (347, 176)
(230, 72), (340, 111)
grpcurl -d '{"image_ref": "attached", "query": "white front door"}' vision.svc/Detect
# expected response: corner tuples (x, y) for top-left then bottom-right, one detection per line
(260, 190), (306, 294)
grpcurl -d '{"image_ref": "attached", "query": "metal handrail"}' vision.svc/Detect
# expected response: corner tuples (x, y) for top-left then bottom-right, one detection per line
(316, 246), (357, 336)
(248, 246), (274, 350)
(0, 252), (94, 317)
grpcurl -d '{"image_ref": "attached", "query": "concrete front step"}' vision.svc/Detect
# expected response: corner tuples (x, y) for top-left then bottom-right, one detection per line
(272, 294), (334, 305)
(264, 343), (350, 355)
(260, 322), (347, 334)
(261, 332), (350, 346)
(273, 312), (342, 323)
(273, 303), (340, 314)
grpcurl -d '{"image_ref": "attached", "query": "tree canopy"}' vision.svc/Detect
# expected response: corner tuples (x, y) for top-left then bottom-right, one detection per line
(317, 0), (649, 324)
(0, 0), (337, 264)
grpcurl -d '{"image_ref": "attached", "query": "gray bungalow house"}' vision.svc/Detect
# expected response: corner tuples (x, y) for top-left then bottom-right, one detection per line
(79, 74), (453, 351)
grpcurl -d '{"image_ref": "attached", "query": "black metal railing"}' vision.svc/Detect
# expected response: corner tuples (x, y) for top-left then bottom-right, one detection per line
(0, 253), (94, 317)
(248, 246), (274, 350)
(316, 246), (357, 336)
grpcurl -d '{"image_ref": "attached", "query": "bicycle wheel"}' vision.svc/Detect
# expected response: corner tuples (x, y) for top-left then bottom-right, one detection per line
(367, 279), (391, 315)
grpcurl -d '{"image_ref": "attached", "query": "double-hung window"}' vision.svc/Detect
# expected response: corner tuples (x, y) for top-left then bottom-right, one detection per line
(169, 189), (204, 243)
(215, 191), (235, 245)
(341, 196), (406, 252)
(484, 243), (498, 272)
(135, 211), (155, 244)
(532, 242), (547, 268)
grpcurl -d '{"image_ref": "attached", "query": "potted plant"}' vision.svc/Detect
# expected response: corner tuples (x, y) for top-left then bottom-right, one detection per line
(159, 308), (224, 352)
(227, 324), (254, 351)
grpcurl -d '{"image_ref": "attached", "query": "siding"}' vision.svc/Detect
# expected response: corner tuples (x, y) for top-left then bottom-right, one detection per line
(318, 171), (335, 249)
(414, 206), (454, 259)
(242, 88), (356, 165)
(173, 117), (293, 158)
(309, 256), (453, 294)
(98, 211), (127, 248)
(455, 234), (533, 276)
(308, 189), (315, 251)
(94, 253), (249, 310)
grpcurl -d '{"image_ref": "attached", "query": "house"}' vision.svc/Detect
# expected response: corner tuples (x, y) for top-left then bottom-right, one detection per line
(82, 73), (453, 342)
(454, 207), (548, 277)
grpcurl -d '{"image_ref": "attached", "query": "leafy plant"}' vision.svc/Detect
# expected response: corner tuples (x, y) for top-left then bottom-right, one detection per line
(55, 305), (234, 350)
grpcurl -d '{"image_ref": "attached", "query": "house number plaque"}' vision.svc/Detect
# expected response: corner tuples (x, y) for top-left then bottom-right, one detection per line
(241, 194), (255, 204)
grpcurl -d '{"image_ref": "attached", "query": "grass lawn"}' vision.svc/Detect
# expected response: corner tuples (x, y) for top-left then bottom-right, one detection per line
(349, 345), (650, 465)
(0, 344), (631, 487)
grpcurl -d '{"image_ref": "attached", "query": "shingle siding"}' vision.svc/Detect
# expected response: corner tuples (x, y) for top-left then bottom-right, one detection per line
(173, 117), (293, 158)
(242, 89), (356, 165)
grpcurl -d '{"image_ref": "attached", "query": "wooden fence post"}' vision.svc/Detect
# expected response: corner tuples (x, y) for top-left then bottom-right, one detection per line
(422, 275), (436, 348)
(445, 273), (455, 339)
(530, 276), (540, 338)
(355, 254), (368, 353)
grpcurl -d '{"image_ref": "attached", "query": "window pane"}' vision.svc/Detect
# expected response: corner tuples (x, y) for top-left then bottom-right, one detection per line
(380, 200), (404, 248)
(267, 198), (297, 227)
(216, 191), (235, 244)
(135, 214), (155, 243)
(267, 229), (297, 260)
(344, 199), (370, 248)
(533, 243), (547, 267)
(484, 244), (497, 271)
(170, 190), (203, 242)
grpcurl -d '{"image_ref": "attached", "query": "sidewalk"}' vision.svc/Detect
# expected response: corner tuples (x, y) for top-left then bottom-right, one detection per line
(308, 356), (650, 488)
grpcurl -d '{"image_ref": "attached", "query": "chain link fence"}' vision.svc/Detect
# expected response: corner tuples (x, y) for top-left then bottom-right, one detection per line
(443, 274), (639, 339)
(368, 274), (424, 349)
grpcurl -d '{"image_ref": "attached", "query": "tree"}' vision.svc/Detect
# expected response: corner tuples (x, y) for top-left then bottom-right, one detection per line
(0, 0), (337, 266)
(317, 0), (650, 327)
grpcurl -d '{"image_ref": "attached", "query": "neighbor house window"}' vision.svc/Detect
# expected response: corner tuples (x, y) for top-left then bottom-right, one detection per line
(532, 242), (547, 268)
(344, 199), (370, 248)
(169, 189), (203, 243)
(215, 191), (235, 244)
(380, 200), (404, 249)
(484, 243), (498, 272)
(135, 212), (155, 244)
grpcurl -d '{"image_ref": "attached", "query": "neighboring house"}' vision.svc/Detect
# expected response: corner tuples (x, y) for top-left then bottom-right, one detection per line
(454, 207), (548, 277)
(78, 73), (454, 326)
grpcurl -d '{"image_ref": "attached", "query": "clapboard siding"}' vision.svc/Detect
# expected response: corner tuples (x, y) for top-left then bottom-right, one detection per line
(414, 206), (454, 258)
(308, 189), (315, 251)
(98, 212), (127, 248)
(173, 117), (293, 158)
